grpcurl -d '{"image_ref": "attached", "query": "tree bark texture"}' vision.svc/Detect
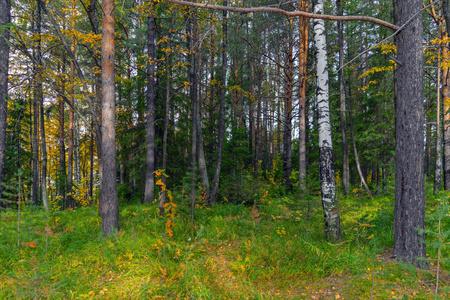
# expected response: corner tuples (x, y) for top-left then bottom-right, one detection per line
(283, 18), (294, 190)
(312, 0), (341, 240)
(210, 1), (227, 206)
(442, 31), (450, 190)
(101, 0), (119, 235)
(144, 4), (156, 204)
(393, 0), (426, 266)
(0, 0), (10, 206)
(298, 0), (309, 190)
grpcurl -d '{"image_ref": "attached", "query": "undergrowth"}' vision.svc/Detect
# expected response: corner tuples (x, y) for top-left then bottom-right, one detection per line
(0, 189), (449, 299)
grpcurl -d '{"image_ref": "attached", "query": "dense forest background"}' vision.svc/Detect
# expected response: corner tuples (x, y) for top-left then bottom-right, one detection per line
(0, 0), (450, 298)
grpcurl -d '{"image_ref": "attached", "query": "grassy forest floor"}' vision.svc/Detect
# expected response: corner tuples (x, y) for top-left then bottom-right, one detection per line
(0, 183), (449, 299)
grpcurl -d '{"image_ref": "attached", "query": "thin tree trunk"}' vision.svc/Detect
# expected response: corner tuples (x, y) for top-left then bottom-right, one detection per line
(435, 55), (442, 195)
(312, 0), (341, 240)
(67, 0), (75, 208)
(393, 0), (426, 266)
(337, 0), (349, 195)
(283, 18), (294, 190)
(144, 2), (156, 204)
(160, 12), (176, 215)
(58, 61), (66, 202)
(36, 0), (48, 210)
(348, 100), (372, 199)
(32, 6), (39, 206)
(0, 0), (10, 208)
(89, 120), (94, 201)
(298, 0), (309, 190)
(101, 0), (119, 235)
(210, 1), (227, 206)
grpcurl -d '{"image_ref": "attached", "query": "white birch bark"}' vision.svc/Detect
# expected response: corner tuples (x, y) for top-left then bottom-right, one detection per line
(312, 0), (341, 240)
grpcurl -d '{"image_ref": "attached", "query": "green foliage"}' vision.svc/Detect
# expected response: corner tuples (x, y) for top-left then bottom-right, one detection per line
(1, 192), (448, 299)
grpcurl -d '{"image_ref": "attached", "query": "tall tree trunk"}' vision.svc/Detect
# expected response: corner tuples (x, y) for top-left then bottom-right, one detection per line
(312, 0), (341, 240)
(283, 18), (294, 190)
(160, 12), (176, 215)
(298, 0), (309, 190)
(0, 0), (10, 207)
(250, 59), (255, 173)
(144, 3), (156, 204)
(32, 6), (39, 206)
(337, 0), (349, 195)
(189, 9), (198, 218)
(435, 55), (442, 195)
(101, 0), (119, 235)
(442, 31), (450, 190)
(210, 1), (227, 205)
(67, 0), (75, 208)
(393, 0), (426, 266)
(89, 120), (94, 201)
(37, 0), (48, 210)
(59, 61), (66, 202)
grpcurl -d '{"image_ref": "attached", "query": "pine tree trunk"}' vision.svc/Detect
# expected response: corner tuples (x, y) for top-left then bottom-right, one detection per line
(210, 1), (227, 206)
(0, 0), (10, 206)
(283, 18), (294, 190)
(393, 0), (426, 266)
(312, 0), (341, 240)
(101, 0), (119, 235)
(144, 4), (156, 204)
(298, 0), (309, 190)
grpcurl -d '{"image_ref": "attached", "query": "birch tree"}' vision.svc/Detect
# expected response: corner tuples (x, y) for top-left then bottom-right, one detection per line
(312, 0), (341, 240)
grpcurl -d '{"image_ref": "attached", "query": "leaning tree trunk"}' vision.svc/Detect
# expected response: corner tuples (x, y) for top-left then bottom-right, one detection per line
(393, 0), (426, 267)
(101, 0), (119, 236)
(144, 2), (156, 204)
(0, 0), (10, 208)
(210, 1), (227, 206)
(312, 0), (341, 240)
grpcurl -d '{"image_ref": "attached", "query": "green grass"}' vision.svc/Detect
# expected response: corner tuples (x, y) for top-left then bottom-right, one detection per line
(0, 190), (449, 299)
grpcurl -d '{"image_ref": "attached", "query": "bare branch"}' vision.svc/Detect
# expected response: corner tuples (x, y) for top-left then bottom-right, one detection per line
(164, 0), (399, 31)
